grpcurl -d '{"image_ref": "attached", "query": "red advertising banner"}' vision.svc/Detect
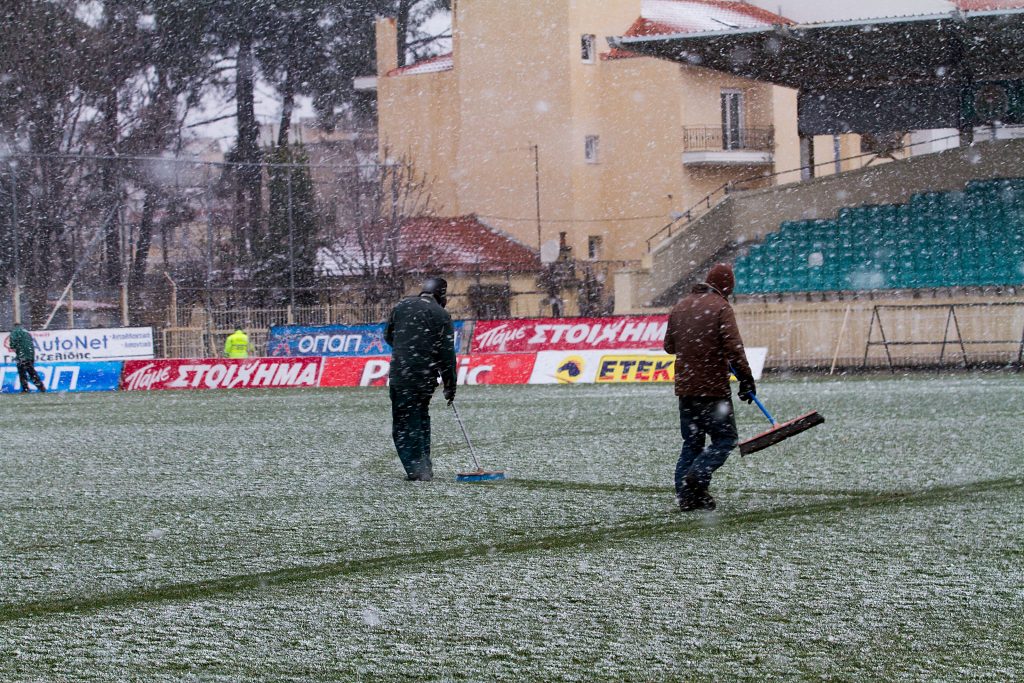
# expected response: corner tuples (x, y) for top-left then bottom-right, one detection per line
(471, 316), (668, 353)
(319, 354), (537, 387)
(121, 358), (323, 391)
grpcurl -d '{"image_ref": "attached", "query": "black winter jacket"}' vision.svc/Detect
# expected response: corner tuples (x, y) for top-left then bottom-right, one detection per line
(384, 294), (457, 393)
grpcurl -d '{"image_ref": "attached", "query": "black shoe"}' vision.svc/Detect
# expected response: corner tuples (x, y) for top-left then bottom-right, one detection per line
(695, 491), (716, 511)
(676, 482), (698, 512)
(678, 494), (699, 512)
(682, 472), (716, 511)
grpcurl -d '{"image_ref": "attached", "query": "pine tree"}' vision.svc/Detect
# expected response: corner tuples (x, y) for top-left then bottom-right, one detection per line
(261, 145), (320, 306)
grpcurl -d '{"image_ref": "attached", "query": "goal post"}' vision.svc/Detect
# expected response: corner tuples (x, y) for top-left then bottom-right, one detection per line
(862, 302), (1024, 373)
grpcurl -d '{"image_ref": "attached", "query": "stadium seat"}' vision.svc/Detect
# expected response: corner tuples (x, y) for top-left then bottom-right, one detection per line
(731, 176), (1024, 294)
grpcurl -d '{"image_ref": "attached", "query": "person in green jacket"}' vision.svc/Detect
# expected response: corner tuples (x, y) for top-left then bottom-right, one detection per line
(384, 277), (458, 482)
(224, 326), (250, 358)
(8, 322), (46, 393)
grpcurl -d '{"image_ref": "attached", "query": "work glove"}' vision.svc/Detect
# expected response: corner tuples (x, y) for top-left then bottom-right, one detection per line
(443, 384), (456, 406)
(737, 378), (756, 404)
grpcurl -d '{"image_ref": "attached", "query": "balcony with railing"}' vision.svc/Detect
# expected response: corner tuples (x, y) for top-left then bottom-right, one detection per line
(682, 126), (774, 166)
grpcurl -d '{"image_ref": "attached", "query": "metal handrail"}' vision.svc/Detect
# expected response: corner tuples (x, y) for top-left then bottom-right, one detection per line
(645, 131), (964, 252)
(683, 125), (775, 152)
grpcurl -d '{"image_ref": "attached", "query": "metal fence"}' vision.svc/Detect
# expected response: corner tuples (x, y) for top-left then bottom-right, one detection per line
(161, 301), (392, 358)
(682, 126), (775, 152)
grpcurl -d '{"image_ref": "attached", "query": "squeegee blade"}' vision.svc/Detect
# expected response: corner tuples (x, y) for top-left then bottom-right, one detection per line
(739, 411), (824, 456)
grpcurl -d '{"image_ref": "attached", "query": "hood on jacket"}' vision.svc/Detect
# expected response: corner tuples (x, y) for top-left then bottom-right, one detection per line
(705, 263), (735, 297)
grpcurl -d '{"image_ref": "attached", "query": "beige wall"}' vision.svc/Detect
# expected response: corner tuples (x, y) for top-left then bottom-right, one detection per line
(375, 19), (461, 212)
(735, 296), (1024, 370)
(771, 87), (802, 185)
(377, 0), (807, 265)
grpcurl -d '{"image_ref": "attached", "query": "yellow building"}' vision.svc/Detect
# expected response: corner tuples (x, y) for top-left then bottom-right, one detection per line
(375, 0), (806, 271)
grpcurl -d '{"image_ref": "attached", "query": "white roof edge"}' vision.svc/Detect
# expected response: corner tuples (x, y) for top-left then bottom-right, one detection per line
(611, 7), (1024, 47)
(353, 76), (377, 91)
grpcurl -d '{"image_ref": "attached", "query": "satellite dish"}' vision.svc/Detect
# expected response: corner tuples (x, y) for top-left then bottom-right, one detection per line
(540, 239), (560, 264)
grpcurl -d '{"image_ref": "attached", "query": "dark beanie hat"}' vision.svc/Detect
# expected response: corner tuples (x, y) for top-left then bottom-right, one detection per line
(706, 263), (735, 297)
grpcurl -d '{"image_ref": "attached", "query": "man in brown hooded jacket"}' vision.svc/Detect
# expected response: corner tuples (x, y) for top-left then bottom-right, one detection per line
(663, 263), (755, 511)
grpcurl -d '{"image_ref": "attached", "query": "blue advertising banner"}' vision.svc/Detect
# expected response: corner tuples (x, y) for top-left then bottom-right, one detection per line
(0, 361), (124, 393)
(267, 322), (465, 357)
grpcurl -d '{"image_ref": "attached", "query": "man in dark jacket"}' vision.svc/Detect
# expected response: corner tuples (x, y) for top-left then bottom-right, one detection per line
(663, 263), (753, 511)
(384, 277), (458, 481)
(8, 322), (46, 393)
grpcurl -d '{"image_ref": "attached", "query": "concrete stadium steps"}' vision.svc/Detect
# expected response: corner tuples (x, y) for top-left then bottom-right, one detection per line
(642, 138), (1024, 309)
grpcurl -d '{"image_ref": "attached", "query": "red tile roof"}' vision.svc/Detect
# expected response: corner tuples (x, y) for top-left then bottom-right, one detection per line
(386, 52), (454, 77)
(606, 0), (793, 60)
(399, 215), (539, 272)
(320, 215), (539, 276)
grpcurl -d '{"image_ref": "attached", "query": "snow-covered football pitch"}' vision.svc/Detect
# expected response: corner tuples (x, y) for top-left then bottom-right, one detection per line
(2, 375), (1022, 681)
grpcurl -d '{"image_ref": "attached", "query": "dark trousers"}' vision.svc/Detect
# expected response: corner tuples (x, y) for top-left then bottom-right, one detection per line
(675, 397), (737, 495)
(16, 360), (46, 393)
(390, 384), (434, 479)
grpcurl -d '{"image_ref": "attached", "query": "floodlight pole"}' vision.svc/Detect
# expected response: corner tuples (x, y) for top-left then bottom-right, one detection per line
(287, 168), (295, 310)
(9, 161), (21, 323)
(203, 177), (215, 357)
(532, 144), (542, 251)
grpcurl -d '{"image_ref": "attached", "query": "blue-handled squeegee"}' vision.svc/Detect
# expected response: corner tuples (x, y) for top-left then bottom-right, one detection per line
(738, 392), (825, 456)
(451, 402), (506, 482)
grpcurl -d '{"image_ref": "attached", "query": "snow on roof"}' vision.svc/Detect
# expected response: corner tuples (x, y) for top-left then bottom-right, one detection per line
(386, 53), (454, 77)
(954, 0), (1024, 9)
(641, 0), (790, 32)
(319, 215), (539, 277)
(606, 0), (792, 59)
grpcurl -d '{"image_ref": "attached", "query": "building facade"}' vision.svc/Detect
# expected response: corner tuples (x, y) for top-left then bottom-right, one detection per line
(375, 0), (805, 270)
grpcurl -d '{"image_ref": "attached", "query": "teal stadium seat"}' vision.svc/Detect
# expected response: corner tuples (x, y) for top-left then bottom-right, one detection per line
(730, 176), (1024, 294)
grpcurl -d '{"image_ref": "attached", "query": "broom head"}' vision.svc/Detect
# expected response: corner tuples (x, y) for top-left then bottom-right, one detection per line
(456, 469), (506, 483)
(739, 411), (825, 456)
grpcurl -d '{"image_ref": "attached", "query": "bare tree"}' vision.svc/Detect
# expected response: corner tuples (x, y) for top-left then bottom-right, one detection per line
(320, 151), (448, 305)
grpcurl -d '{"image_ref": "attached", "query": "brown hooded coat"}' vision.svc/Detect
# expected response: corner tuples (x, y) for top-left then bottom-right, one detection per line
(663, 265), (754, 398)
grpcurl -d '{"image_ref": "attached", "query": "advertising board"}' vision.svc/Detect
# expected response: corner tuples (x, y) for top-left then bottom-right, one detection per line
(471, 316), (668, 353)
(319, 354), (537, 388)
(0, 327), (154, 364)
(121, 357), (323, 391)
(0, 361), (124, 393)
(528, 348), (768, 384)
(267, 322), (465, 357)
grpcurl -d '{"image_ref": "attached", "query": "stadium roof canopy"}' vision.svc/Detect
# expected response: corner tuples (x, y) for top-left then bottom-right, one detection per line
(608, 8), (1024, 92)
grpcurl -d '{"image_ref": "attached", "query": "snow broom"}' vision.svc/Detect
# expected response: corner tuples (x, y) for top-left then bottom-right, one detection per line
(451, 402), (506, 482)
(739, 394), (824, 456)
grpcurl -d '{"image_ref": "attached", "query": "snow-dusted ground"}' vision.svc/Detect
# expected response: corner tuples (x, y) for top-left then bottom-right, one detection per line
(1, 377), (1022, 681)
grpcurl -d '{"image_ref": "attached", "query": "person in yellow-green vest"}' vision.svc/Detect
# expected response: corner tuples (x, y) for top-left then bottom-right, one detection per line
(224, 327), (250, 358)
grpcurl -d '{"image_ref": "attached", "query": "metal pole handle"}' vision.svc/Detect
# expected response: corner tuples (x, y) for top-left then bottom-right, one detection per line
(451, 402), (482, 471)
(750, 394), (777, 427)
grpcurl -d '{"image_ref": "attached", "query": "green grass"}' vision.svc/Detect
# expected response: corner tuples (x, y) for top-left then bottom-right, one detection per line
(1, 376), (1023, 681)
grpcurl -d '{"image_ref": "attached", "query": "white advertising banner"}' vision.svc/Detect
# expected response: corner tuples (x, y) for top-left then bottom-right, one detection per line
(0, 327), (154, 364)
(528, 347), (768, 385)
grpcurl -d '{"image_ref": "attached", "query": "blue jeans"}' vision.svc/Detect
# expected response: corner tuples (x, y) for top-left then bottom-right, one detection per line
(674, 397), (738, 495)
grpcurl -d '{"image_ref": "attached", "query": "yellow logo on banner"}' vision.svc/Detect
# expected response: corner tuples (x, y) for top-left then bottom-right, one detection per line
(555, 356), (585, 383)
(596, 356), (674, 383)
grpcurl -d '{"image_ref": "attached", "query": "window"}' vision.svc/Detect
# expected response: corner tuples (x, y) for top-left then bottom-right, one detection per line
(584, 135), (599, 163)
(720, 90), (745, 150)
(581, 34), (596, 63)
(588, 235), (603, 261)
